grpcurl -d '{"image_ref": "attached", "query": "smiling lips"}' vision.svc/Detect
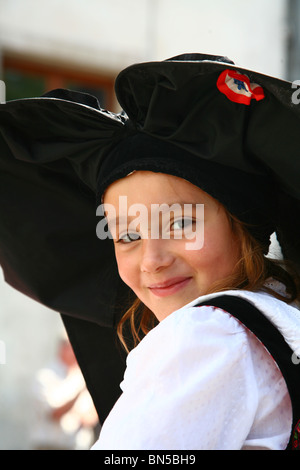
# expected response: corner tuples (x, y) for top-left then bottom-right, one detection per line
(147, 276), (192, 297)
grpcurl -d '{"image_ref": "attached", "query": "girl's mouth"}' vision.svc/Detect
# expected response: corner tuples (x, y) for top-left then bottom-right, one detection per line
(147, 276), (192, 297)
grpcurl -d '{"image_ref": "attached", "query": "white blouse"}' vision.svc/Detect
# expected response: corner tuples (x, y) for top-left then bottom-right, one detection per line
(92, 291), (296, 450)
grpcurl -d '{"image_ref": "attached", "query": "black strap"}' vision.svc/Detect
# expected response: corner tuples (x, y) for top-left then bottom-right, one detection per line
(196, 294), (300, 450)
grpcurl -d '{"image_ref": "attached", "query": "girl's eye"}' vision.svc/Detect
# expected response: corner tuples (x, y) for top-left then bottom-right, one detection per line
(171, 218), (194, 230)
(117, 232), (140, 244)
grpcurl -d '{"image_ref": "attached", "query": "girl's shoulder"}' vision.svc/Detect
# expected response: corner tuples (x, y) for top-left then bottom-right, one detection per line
(188, 288), (300, 355)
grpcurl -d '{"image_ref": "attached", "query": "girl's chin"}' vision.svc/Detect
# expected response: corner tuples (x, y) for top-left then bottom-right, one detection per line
(148, 295), (203, 321)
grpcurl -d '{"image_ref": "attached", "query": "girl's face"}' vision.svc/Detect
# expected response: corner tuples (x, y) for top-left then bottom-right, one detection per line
(104, 171), (240, 321)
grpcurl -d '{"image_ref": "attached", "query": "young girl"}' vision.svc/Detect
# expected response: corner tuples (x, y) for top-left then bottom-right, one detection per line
(0, 53), (300, 450)
(91, 138), (300, 450)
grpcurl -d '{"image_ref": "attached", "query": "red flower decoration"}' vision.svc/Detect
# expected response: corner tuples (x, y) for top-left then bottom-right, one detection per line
(217, 69), (265, 105)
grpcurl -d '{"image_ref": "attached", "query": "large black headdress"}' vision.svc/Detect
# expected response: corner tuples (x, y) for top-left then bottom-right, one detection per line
(0, 53), (299, 421)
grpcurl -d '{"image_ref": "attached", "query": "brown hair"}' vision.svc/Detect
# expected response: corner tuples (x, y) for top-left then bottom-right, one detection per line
(117, 211), (300, 353)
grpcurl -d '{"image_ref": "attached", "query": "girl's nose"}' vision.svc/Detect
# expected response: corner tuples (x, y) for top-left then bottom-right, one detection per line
(140, 238), (175, 273)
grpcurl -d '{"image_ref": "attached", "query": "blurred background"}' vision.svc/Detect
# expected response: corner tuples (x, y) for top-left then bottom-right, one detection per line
(0, 0), (299, 450)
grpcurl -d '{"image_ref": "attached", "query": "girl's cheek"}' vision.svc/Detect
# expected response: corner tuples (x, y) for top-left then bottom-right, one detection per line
(115, 254), (136, 287)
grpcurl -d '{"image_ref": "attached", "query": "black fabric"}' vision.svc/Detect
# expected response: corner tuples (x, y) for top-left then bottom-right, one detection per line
(196, 294), (300, 450)
(0, 93), (129, 422)
(61, 314), (126, 424)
